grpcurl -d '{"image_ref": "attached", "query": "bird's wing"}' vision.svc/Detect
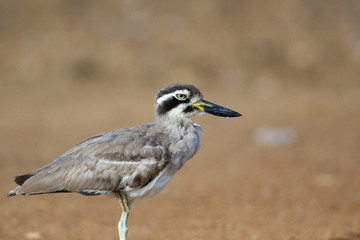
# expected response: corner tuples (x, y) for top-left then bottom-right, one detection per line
(12, 125), (170, 196)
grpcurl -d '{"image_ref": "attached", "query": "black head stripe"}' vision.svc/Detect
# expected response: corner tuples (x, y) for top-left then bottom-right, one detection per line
(157, 96), (190, 116)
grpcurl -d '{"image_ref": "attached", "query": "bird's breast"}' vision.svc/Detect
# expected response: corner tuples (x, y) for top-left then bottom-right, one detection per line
(168, 126), (201, 169)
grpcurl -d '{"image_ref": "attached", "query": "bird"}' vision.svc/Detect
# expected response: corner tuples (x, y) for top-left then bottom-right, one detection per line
(7, 83), (241, 240)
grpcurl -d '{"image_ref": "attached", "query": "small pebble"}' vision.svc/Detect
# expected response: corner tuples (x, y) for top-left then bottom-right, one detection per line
(25, 232), (41, 240)
(253, 126), (297, 146)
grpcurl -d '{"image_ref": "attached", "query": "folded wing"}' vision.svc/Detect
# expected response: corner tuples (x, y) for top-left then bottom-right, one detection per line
(8, 125), (170, 196)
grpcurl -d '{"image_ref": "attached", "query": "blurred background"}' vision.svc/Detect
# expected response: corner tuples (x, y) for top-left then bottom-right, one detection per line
(1, 1), (360, 240)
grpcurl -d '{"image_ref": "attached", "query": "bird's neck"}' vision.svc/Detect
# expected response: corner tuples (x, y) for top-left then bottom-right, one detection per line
(155, 116), (200, 135)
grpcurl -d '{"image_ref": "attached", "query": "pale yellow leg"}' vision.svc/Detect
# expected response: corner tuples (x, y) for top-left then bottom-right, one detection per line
(115, 192), (131, 240)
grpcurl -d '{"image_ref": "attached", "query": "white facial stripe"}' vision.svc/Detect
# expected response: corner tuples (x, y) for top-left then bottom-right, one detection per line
(156, 89), (190, 105)
(156, 93), (173, 105)
(174, 89), (190, 96)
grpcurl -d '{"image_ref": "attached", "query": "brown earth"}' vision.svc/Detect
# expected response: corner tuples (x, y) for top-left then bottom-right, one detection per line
(1, 1), (360, 240)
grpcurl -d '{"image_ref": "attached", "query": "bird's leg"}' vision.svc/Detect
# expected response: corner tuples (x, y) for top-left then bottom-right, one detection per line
(115, 192), (131, 240)
(117, 191), (131, 213)
(119, 211), (129, 240)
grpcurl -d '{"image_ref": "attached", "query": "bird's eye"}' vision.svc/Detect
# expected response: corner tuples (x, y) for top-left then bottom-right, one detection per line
(175, 93), (188, 101)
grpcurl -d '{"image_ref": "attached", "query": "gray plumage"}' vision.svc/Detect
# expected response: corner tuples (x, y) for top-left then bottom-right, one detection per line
(7, 83), (241, 204)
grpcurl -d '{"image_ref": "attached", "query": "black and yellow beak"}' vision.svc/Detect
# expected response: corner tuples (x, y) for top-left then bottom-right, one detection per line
(192, 99), (242, 118)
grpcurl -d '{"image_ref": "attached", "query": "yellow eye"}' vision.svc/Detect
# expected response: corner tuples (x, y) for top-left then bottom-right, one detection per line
(175, 93), (188, 101)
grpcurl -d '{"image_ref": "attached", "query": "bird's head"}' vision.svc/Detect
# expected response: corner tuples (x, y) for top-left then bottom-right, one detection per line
(154, 83), (241, 121)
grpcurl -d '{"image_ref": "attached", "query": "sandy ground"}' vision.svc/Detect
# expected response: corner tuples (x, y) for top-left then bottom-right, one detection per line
(1, 1), (360, 240)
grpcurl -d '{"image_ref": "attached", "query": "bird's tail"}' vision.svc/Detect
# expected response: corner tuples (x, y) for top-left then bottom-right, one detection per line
(7, 172), (36, 197)
(6, 164), (66, 197)
(7, 186), (21, 197)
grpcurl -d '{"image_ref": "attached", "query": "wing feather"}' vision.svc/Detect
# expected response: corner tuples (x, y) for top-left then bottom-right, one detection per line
(10, 124), (170, 196)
